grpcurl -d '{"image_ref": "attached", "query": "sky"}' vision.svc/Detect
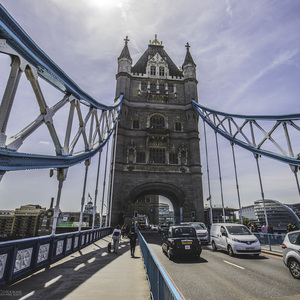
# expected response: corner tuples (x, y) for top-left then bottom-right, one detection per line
(1, 0), (300, 213)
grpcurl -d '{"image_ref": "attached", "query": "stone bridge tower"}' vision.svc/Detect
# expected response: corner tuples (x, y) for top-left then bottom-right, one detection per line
(111, 35), (204, 226)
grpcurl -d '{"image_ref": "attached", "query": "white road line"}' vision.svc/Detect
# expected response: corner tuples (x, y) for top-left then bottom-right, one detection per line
(223, 260), (245, 270)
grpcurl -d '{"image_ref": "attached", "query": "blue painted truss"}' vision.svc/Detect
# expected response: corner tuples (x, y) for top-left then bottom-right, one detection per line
(192, 100), (300, 167)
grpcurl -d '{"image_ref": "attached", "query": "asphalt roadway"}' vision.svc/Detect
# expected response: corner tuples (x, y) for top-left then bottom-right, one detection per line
(142, 230), (300, 300)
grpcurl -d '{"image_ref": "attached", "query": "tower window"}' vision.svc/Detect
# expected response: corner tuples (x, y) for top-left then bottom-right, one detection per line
(175, 122), (182, 131)
(136, 151), (146, 163)
(150, 115), (165, 129)
(168, 84), (174, 93)
(132, 119), (140, 129)
(159, 67), (165, 76)
(150, 83), (156, 91)
(149, 148), (165, 164)
(150, 66), (156, 76)
(141, 82), (147, 91)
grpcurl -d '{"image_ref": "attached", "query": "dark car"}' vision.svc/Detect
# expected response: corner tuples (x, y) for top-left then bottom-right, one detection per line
(162, 225), (202, 260)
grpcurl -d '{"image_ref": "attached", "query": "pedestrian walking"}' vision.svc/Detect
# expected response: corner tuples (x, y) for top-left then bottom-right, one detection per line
(112, 225), (122, 253)
(261, 222), (268, 234)
(128, 227), (138, 257)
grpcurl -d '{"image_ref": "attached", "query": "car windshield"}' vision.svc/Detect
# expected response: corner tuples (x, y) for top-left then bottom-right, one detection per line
(226, 226), (251, 235)
(173, 227), (196, 237)
(193, 223), (207, 230)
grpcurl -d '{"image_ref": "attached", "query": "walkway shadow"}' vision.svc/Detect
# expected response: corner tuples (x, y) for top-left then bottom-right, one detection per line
(5, 236), (131, 300)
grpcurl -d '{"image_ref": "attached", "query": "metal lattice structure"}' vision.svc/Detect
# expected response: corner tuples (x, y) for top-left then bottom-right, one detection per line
(0, 4), (122, 174)
(192, 100), (300, 168)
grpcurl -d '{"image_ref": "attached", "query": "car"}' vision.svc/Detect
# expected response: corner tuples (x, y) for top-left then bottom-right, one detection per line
(282, 230), (300, 279)
(210, 223), (261, 256)
(151, 224), (158, 231)
(190, 222), (209, 244)
(162, 225), (202, 260)
(158, 224), (168, 234)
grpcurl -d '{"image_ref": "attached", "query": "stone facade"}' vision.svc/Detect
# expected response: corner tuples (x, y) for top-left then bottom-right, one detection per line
(111, 36), (204, 226)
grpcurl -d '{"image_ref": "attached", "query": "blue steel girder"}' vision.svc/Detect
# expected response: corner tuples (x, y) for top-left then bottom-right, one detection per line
(0, 4), (123, 171)
(192, 100), (300, 167)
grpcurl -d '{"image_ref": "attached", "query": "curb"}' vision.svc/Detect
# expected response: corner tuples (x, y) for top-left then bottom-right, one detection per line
(261, 249), (283, 257)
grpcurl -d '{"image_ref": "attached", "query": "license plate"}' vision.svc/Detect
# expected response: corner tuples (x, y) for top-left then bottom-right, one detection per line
(246, 247), (254, 250)
(182, 241), (192, 245)
(185, 245), (191, 250)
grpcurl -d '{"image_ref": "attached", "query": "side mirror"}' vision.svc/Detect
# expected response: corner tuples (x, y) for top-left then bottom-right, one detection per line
(222, 232), (227, 237)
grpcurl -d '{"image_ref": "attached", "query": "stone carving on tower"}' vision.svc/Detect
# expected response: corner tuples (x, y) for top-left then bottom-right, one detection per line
(112, 35), (203, 226)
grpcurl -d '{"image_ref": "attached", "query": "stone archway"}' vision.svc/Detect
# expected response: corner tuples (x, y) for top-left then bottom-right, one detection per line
(125, 182), (188, 225)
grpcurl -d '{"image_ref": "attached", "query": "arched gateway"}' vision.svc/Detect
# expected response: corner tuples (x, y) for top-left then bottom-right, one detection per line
(111, 35), (204, 226)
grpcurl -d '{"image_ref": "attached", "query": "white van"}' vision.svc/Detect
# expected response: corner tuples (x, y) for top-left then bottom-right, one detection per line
(210, 223), (261, 256)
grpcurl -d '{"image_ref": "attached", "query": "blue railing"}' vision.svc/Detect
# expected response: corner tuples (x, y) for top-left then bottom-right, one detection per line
(253, 232), (286, 253)
(0, 227), (112, 286)
(137, 229), (184, 300)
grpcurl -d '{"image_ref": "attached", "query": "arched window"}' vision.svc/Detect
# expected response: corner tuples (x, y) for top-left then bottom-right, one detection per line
(150, 115), (165, 129)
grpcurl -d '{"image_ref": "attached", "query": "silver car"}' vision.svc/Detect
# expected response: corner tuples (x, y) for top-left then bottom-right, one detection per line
(282, 230), (300, 279)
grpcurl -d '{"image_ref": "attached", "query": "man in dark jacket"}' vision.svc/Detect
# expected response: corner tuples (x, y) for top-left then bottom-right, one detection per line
(128, 228), (138, 257)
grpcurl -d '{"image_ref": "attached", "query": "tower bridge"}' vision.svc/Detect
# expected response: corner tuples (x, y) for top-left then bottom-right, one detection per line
(1, 4), (300, 297)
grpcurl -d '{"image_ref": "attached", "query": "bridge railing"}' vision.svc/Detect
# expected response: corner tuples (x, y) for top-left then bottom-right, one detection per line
(137, 229), (184, 300)
(253, 232), (286, 253)
(0, 227), (112, 286)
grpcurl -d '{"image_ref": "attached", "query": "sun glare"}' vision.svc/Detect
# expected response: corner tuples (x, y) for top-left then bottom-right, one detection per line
(88, 0), (123, 10)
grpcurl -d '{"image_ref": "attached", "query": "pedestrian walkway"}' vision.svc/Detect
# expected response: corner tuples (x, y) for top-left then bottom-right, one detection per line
(4, 235), (150, 300)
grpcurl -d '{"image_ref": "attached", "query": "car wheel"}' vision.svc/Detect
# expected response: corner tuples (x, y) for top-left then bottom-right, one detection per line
(212, 241), (217, 251)
(167, 248), (173, 261)
(288, 258), (300, 279)
(228, 245), (234, 256)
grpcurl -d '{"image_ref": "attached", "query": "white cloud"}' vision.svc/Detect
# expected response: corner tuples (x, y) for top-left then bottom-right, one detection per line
(1, 0), (300, 211)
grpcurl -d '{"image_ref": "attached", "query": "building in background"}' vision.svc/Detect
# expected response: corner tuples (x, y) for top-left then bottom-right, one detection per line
(133, 195), (159, 225)
(254, 199), (300, 232)
(159, 203), (174, 224)
(0, 210), (14, 239)
(10, 204), (46, 238)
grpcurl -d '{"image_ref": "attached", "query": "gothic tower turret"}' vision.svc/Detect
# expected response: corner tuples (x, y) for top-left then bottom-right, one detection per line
(116, 36), (132, 98)
(183, 43), (198, 102)
(112, 36), (204, 226)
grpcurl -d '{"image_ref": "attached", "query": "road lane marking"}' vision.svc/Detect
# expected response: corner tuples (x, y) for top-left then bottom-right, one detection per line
(223, 260), (245, 270)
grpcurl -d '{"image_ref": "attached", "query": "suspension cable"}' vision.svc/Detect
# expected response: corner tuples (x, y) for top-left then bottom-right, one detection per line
(203, 120), (213, 226)
(254, 154), (268, 226)
(92, 149), (102, 229)
(108, 122), (119, 227)
(100, 139), (110, 228)
(230, 142), (242, 224)
(214, 123), (226, 222)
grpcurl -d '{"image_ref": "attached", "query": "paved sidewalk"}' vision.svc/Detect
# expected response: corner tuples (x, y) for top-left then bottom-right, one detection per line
(3, 235), (150, 300)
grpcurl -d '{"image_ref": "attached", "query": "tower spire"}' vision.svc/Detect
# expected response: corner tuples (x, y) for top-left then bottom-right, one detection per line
(118, 36), (132, 61)
(183, 42), (196, 68)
